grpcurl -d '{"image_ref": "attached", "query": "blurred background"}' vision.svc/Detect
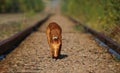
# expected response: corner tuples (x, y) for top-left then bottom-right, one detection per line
(0, 0), (120, 44)
(61, 0), (120, 44)
(0, 0), (48, 41)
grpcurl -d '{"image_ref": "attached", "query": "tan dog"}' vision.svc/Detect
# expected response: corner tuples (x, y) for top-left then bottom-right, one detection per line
(46, 22), (62, 59)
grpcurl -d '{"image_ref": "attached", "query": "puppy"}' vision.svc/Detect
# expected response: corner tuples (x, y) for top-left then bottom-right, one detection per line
(46, 22), (62, 59)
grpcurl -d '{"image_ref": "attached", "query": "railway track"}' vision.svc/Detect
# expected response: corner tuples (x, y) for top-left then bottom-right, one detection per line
(0, 14), (120, 73)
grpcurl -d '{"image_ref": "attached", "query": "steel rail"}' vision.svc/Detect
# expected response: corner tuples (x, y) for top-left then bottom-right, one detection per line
(68, 16), (120, 54)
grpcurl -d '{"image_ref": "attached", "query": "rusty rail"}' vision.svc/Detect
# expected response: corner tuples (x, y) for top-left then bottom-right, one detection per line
(68, 16), (120, 54)
(0, 14), (51, 56)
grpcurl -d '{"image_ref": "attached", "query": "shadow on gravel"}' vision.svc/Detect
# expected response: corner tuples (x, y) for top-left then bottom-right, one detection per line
(58, 54), (68, 59)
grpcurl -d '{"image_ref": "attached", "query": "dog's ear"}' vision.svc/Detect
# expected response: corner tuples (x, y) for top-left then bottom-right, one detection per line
(53, 36), (58, 40)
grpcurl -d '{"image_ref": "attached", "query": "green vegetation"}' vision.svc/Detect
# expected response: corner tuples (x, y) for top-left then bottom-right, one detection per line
(62, 0), (120, 43)
(74, 24), (84, 31)
(0, 0), (44, 13)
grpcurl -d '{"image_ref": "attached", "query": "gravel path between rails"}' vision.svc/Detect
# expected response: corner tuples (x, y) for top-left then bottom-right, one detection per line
(0, 14), (120, 73)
